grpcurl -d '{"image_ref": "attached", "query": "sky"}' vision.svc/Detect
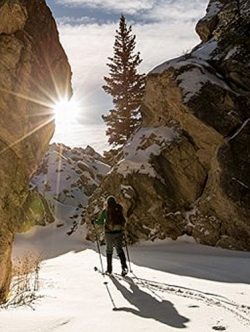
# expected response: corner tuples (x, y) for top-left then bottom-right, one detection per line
(48, 0), (209, 152)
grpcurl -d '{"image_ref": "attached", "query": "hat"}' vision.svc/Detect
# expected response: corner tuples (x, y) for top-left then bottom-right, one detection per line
(107, 196), (116, 206)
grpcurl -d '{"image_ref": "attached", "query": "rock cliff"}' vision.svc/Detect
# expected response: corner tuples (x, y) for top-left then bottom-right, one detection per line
(0, 0), (72, 302)
(85, 0), (250, 250)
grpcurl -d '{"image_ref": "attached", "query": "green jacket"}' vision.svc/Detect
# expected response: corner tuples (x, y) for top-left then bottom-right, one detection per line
(94, 205), (125, 232)
(95, 210), (107, 226)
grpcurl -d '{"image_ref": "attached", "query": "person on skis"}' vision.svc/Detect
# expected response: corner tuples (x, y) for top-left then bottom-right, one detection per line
(93, 196), (128, 276)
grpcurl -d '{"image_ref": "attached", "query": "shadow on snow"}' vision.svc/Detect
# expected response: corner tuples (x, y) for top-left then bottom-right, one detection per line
(110, 275), (190, 329)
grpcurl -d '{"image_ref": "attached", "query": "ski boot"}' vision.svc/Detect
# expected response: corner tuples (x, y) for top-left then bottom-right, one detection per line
(118, 250), (128, 276)
(106, 253), (112, 275)
(121, 267), (128, 277)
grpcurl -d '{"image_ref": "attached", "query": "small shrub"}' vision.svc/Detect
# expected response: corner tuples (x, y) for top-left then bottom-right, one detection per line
(3, 252), (41, 308)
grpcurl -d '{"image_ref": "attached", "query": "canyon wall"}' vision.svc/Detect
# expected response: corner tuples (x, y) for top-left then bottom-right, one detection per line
(0, 0), (72, 302)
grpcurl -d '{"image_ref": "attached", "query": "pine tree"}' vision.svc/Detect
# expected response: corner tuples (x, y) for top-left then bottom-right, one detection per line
(102, 15), (145, 146)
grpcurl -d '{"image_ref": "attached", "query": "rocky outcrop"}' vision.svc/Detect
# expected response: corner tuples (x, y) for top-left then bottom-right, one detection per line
(0, 0), (72, 303)
(31, 143), (110, 234)
(85, 0), (250, 250)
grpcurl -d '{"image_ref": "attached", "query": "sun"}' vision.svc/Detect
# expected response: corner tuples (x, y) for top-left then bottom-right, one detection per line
(53, 97), (80, 126)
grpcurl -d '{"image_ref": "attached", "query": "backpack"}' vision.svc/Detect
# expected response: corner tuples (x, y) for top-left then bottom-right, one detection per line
(105, 203), (126, 231)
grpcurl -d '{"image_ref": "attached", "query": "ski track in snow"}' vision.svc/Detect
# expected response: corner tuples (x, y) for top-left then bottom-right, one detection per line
(120, 275), (250, 326)
(94, 261), (250, 328)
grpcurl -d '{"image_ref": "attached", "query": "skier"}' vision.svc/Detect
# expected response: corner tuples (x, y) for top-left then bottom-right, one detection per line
(93, 196), (128, 276)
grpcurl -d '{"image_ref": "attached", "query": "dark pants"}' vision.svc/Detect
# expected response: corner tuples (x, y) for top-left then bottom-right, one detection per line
(105, 231), (127, 273)
(105, 231), (124, 255)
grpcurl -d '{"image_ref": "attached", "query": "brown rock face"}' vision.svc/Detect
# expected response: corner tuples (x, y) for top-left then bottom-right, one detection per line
(0, 0), (72, 303)
(85, 0), (250, 250)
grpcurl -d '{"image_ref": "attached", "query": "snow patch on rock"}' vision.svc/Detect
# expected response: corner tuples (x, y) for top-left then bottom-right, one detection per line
(192, 39), (217, 60)
(205, 0), (223, 19)
(177, 66), (235, 103)
(116, 127), (179, 178)
(225, 46), (239, 60)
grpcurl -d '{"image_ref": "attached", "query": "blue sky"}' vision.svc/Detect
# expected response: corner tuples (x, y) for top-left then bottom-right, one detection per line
(47, 0), (207, 24)
(47, 0), (120, 24)
(47, 0), (209, 151)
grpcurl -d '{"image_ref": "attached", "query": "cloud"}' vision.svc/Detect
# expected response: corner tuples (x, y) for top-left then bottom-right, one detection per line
(57, 16), (96, 25)
(144, 0), (208, 22)
(56, 0), (208, 21)
(52, 0), (209, 149)
(57, 18), (204, 128)
(52, 123), (109, 153)
(56, 0), (155, 15)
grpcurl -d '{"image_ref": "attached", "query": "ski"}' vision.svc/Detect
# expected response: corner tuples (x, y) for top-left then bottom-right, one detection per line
(113, 272), (128, 279)
(94, 266), (112, 278)
(94, 266), (129, 278)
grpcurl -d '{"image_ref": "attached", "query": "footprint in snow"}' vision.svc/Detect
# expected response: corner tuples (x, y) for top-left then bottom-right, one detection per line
(212, 326), (226, 331)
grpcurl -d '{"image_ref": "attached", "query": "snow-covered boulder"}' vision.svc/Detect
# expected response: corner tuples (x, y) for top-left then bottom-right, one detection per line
(85, 0), (250, 250)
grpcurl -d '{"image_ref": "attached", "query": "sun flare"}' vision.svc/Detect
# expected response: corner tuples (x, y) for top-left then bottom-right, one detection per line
(53, 97), (80, 126)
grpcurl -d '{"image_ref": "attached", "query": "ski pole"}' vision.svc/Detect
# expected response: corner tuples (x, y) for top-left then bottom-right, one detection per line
(92, 221), (105, 274)
(104, 281), (117, 310)
(124, 233), (132, 273)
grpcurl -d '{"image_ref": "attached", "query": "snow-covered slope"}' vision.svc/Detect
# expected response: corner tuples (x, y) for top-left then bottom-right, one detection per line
(3, 236), (250, 332)
(30, 143), (110, 235)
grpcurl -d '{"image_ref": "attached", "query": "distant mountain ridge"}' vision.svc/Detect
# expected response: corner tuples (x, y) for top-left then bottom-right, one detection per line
(31, 143), (110, 235)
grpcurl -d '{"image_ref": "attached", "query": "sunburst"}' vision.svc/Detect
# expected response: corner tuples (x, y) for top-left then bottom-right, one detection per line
(53, 97), (80, 127)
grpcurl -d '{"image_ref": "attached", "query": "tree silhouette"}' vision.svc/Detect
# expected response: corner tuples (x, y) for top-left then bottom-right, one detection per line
(102, 15), (145, 146)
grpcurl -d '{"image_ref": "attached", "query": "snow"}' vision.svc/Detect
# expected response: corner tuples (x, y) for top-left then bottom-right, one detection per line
(177, 66), (235, 103)
(205, 0), (222, 19)
(150, 47), (237, 103)
(120, 185), (135, 199)
(225, 46), (239, 60)
(150, 52), (211, 75)
(228, 118), (250, 141)
(185, 206), (198, 224)
(191, 39), (217, 60)
(149, 33), (240, 104)
(178, 68), (208, 102)
(116, 127), (179, 178)
(150, 55), (187, 75)
(30, 144), (110, 233)
(232, 177), (249, 189)
(2, 232), (250, 332)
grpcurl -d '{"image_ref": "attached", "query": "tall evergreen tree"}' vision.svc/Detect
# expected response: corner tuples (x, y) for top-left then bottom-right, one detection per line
(102, 15), (145, 146)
